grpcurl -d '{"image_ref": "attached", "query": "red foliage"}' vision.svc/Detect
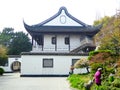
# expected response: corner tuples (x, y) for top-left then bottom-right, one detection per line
(89, 52), (112, 65)
(117, 59), (120, 67)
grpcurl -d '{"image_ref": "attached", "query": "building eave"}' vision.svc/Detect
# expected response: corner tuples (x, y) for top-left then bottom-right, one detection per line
(21, 52), (88, 56)
(23, 25), (101, 36)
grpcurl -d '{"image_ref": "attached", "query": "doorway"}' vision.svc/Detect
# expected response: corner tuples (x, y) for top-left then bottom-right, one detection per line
(11, 61), (21, 72)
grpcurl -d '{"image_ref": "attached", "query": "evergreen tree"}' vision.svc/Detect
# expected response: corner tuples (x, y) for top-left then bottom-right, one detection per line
(0, 28), (14, 47)
(8, 32), (32, 55)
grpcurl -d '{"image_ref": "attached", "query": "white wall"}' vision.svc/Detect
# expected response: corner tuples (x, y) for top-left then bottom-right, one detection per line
(43, 34), (70, 52)
(57, 35), (69, 52)
(70, 35), (81, 51)
(21, 54), (88, 75)
(32, 34), (83, 52)
(1, 57), (21, 72)
(44, 35), (55, 51)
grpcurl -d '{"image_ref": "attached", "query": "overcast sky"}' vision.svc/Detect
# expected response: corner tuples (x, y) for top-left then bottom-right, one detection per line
(0, 0), (120, 32)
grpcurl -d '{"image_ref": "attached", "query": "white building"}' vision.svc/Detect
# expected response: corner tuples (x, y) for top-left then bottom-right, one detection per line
(20, 7), (102, 76)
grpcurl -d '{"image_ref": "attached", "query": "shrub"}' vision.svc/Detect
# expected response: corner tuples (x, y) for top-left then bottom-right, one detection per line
(88, 50), (112, 61)
(112, 78), (120, 88)
(68, 74), (90, 90)
(89, 50), (112, 58)
(90, 63), (103, 74)
(74, 58), (90, 73)
(106, 67), (115, 74)
(116, 67), (120, 76)
(109, 76), (114, 82)
(68, 74), (83, 88)
(0, 68), (4, 75)
(0, 56), (8, 66)
(99, 85), (110, 90)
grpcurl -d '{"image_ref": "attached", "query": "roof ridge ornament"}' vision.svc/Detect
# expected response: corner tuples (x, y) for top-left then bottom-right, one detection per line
(59, 6), (68, 13)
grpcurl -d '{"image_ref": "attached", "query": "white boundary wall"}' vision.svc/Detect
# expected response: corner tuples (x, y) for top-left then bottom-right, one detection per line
(1, 57), (21, 72)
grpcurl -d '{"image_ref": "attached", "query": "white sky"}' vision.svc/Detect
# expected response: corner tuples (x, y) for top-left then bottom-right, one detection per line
(0, 0), (120, 33)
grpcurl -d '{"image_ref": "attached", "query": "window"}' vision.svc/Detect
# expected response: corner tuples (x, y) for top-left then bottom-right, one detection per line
(72, 59), (79, 66)
(43, 59), (53, 68)
(65, 37), (69, 44)
(52, 37), (56, 44)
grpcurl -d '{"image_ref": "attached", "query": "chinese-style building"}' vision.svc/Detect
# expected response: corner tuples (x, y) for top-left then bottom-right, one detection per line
(20, 7), (102, 77)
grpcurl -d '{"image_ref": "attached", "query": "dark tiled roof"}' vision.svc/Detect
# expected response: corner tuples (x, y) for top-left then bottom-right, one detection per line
(24, 25), (102, 36)
(8, 55), (21, 58)
(70, 43), (96, 53)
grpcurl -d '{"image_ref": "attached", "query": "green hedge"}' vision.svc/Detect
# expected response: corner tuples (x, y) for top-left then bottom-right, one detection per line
(0, 68), (4, 75)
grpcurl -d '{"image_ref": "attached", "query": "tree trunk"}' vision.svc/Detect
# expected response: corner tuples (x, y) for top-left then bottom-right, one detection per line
(86, 67), (90, 73)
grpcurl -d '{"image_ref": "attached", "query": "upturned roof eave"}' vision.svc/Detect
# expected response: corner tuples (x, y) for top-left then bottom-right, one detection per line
(24, 25), (100, 32)
(24, 21), (101, 37)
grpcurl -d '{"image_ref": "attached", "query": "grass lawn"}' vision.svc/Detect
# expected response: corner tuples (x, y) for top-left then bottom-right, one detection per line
(67, 74), (91, 90)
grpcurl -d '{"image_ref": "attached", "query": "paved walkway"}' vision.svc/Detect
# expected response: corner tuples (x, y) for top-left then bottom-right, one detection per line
(0, 73), (72, 90)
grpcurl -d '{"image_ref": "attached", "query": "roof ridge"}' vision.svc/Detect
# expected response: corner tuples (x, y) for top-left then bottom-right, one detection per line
(31, 6), (88, 27)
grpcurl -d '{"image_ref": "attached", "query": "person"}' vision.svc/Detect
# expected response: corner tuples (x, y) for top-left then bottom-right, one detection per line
(94, 68), (102, 86)
(69, 65), (74, 75)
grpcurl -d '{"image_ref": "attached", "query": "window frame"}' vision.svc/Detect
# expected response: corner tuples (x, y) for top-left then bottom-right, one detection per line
(72, 59), (80, 66)
(43, 58), (53, 68)
(51, 37), (56, 44)
(65, 37), (69, 45)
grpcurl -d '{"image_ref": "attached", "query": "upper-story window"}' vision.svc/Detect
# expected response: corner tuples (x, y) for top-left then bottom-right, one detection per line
(65, 37), (69, 45)
(52, 37), (56, 44)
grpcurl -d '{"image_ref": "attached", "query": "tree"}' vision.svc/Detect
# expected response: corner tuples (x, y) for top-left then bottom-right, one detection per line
(0, 27), (32, 55)
(94, 15), (120, 56)
(0, 45), (8, 66)
(0, 28), (14, 47)
(98, 17), (120, 56)
(8, 32), (32, 55)
(74, 58), (90, 73)
(99, 35), (120, 55)
(93, 16), (111, 27)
